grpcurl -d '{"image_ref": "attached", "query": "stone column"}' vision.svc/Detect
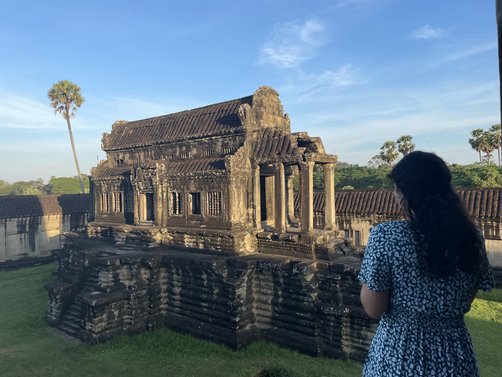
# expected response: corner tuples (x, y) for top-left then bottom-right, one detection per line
(253, 165), (262, 230)
(323, 163), (336, 230)
(265, 175), (275, 225)
(274, 163), (287, 234)
(133, 189), (139, 224)
(286, 166), (298, 224)
(300, 161), (314, 234)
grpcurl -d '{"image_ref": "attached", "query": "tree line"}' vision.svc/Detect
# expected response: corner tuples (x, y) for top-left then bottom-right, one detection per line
(0, 176), (90, 196)
(317, 133), (502, 190)
(331, 163), (502, 190)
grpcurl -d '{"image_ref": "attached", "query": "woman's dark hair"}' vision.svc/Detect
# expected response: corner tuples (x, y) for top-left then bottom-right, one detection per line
(389, 151), (482, 278)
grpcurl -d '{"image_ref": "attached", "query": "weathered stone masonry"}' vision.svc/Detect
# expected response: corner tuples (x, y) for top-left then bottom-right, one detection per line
(46, 239), (376, 361)
(47, 87), (375, 359)
(0, 195), (89, 265)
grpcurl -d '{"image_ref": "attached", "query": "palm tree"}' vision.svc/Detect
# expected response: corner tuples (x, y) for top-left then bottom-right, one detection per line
(396, 135), (415, 156)
(479, 130), (496, 165)
(48, 80), (86, 193)
(490, 124), (501, 168)
(469, 129), (484, 164)
(379, 141), (399, 166)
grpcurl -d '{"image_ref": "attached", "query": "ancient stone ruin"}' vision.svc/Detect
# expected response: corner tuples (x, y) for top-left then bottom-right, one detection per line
(89, 86), (340, 258)
(46, 86), (378, 360)
(46, 236), (373, 360)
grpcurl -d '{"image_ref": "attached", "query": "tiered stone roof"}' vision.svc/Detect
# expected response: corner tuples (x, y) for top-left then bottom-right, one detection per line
(253, 129), (294, 160)
(103, 96), (253, 151)
(167, 158), (227, 175)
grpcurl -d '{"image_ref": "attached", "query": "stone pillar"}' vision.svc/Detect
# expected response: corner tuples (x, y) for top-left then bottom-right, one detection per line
(323, 163), (336, 230)
(286, 166), (298, 224)
(300, 161), (314, 234)
(274, 163), (287, 234)
(133, 189), (139, 224)
(254, 165), (262, 230)
(265, 175), (275, 225)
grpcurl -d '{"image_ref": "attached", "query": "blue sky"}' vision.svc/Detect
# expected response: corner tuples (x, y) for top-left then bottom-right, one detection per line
(0, 0), (499, 182)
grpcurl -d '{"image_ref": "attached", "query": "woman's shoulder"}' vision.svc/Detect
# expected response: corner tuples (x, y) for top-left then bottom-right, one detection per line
(372, 220), (410, 234)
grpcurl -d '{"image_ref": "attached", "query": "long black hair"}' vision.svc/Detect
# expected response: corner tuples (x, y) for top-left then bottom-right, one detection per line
(389, 151), (482, 278)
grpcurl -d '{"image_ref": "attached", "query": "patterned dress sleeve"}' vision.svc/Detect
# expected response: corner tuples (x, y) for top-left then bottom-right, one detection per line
(478, 234), (495, 291)
(358, 223), (391, 292)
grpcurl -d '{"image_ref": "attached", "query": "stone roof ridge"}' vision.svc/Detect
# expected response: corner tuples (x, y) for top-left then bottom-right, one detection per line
(124, 95), (254, 129)
(331, 188), (502, 220)
(102, 94), (255, 151)
(0, 194), (91, 220)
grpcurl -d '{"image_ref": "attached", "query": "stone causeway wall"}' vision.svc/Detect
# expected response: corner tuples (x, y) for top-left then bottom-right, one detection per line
(46, 241), (377, 361)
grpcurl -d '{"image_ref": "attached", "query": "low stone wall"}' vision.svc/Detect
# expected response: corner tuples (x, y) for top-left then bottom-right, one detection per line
(0, 195), (90, 264)
(46, 239), (376, 361)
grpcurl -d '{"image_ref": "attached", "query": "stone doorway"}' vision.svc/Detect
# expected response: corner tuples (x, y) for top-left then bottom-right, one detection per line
(140, 192), (155, 222)
(259, 175), (275, 225)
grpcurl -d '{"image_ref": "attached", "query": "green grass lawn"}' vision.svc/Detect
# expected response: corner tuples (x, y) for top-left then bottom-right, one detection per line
(0, 264), (500, 377)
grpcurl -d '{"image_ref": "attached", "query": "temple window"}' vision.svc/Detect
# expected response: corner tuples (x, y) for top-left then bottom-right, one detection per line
(171, 192), (183, 215)
(190, 192), (201, 215)
(100, 192), (111, 212)
(207, 191), (222, 216)
(115, 159), (124, 165)
(354, 230), (361, 246)
(112, 192), (123, 212)
(125, 191), (133, 212)
(222, 147), (233, 155)
(202, 149), (215, 157)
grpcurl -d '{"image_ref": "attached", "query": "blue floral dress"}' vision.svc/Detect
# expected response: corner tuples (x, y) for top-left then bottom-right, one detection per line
(358, 221), (495, 377)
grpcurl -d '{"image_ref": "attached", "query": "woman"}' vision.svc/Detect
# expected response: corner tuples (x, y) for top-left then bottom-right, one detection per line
(358, 151), (495, 376)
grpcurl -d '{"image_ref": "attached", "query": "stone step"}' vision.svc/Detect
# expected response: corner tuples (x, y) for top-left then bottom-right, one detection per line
(58, 320), (81, 337)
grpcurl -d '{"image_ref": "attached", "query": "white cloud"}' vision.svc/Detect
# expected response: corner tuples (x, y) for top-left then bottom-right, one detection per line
(328, 0), (375, 13)
(280, 64), (366, 100)
(411, 25), (445, 40)
(0, 91), (60, 130)
(259, 19), (326, 69)
(287, 81), (499, 165)
(434, 41), (497, 66)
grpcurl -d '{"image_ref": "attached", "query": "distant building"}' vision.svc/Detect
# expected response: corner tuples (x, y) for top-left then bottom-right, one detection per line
(299, 189), (502, 268)
(0, 195), (89, 264)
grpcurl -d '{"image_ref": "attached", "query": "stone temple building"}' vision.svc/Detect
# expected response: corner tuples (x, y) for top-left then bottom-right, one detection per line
(90, 86), (340, 257)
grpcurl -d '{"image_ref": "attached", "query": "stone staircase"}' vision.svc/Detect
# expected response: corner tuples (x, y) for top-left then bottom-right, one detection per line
(57, 300), (83, 337)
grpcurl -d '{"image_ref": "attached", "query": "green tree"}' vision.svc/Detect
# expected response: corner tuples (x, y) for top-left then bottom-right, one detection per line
(469, 129), (484, 163)
(335, 165), (392, 189)
(0, 179), (47, 196)
(369, 141), (399, 167)
(48, 80), (86, 193)
(450, 164), (502, 188)
(480, 130), (497, 165)
(47, 175), (90, 195)
(396, 135), (415, 156)
(489, 124), (501, 168)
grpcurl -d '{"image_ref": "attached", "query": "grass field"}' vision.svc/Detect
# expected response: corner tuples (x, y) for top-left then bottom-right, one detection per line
(0, 264), (500, 377)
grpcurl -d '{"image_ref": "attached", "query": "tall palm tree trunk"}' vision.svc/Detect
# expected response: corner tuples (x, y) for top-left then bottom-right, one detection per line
(65, 109), (85, 194)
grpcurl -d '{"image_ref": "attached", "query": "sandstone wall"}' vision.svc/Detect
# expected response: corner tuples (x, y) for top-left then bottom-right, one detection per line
(0, 194), (90, 265)
(0, 213), (88, 263)
(335, 214), (502, 268)
(46, 244), (377, 361)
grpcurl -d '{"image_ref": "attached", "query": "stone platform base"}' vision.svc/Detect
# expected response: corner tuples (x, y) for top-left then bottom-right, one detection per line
(45, 237), (376, 361)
